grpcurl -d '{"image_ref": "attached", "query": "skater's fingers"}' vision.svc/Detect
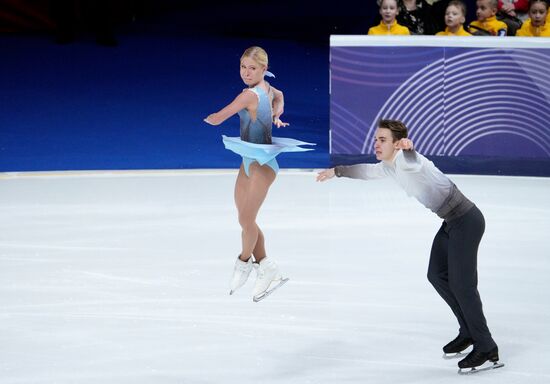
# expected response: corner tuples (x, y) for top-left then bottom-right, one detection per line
(316, 170), (334, 182)
(273, 118), (289, 128)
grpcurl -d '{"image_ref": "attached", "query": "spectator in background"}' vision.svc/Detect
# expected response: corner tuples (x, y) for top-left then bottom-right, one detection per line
(436, 0), (473, 35)
(369, 0), (411, 34)
(516, 0), (550, 36)
(499, 0), (529, 21)
(497, 0), (526, 35)
(431, 0), (450, 31)
(470, 0), (508, 35)
(397, 0), (437, 34)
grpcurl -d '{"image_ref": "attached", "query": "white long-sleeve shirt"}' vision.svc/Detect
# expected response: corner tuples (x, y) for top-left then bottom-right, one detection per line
(335, 150), (473, 221)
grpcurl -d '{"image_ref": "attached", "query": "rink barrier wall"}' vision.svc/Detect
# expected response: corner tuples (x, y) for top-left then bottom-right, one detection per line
(330, 35), (550, 176)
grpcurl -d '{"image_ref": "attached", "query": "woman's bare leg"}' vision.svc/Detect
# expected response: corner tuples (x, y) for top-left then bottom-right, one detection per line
(234, 162), (275, 262)
(252, 227), (266, 262)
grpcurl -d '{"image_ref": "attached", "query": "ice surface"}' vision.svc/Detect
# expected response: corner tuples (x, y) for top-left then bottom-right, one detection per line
(1, 170), (549, 383)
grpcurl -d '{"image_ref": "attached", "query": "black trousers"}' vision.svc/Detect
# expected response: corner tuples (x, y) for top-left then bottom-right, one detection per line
(427, 205), (497, 352)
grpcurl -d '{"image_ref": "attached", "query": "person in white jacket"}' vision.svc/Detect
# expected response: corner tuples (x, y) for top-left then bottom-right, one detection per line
(317, 119), (501, 372)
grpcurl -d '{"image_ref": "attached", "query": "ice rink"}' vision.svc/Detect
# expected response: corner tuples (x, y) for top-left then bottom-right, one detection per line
(1, 170), (549, 384)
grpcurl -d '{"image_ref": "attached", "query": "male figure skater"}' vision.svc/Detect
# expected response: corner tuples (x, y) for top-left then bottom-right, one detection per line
(317, 119), (502, 374)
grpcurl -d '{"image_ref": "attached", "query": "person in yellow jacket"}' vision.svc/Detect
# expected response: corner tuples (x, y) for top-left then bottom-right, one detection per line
(436, 0), (473, 35)
(516, 0), (550, 36)
(470, 0), (508, 35)
(368, 0), (411, 35)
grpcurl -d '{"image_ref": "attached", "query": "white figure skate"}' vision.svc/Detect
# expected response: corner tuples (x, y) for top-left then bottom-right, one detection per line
(229, 256), (253, 295)
(252, 258), (289, 302)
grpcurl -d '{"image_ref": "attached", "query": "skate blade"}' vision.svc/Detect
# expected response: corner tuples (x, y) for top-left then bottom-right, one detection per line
(458, 362), (505, 375)
(253, 278), (289, 302)
(229, 280), (249, 295)
(442, 350), (469, 360)
(229, 286), (242, 295)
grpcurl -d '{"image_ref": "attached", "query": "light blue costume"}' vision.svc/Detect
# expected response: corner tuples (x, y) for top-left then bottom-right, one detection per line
(222, 82), (314, 176)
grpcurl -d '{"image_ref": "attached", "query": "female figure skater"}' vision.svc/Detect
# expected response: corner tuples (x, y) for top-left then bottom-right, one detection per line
(316, 120), (501, 374)
(204, 46), (313, 302)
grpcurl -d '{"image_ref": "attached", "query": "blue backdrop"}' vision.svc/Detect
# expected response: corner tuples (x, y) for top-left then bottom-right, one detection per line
(1, 32), (329, 171)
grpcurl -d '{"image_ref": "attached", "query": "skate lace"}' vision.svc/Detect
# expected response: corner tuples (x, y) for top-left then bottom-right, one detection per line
(255, 263), (266, 279)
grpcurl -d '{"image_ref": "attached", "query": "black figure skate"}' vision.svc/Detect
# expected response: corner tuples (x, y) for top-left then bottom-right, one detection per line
(458, 346), (504, 375)
(442, 335), (473, 359)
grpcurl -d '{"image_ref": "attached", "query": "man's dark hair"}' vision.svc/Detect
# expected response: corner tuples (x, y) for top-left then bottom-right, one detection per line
(378, 119), (408, 142)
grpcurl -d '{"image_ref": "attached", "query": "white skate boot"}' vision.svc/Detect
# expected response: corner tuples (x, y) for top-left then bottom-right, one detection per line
(229, 256), (253, 295)
(252, 258), (289, 302)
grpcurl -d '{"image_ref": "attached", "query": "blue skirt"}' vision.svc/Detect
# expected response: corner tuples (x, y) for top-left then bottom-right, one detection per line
(222, 135), (315, 176)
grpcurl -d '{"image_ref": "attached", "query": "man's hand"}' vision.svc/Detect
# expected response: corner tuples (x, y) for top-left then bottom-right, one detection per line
(316, 168), (336, 182)
(395, 138), (414, 151)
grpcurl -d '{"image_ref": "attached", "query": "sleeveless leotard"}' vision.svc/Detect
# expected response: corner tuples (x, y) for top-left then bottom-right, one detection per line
(222, 85), (314, 176)
(238, 86), (279, 175)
